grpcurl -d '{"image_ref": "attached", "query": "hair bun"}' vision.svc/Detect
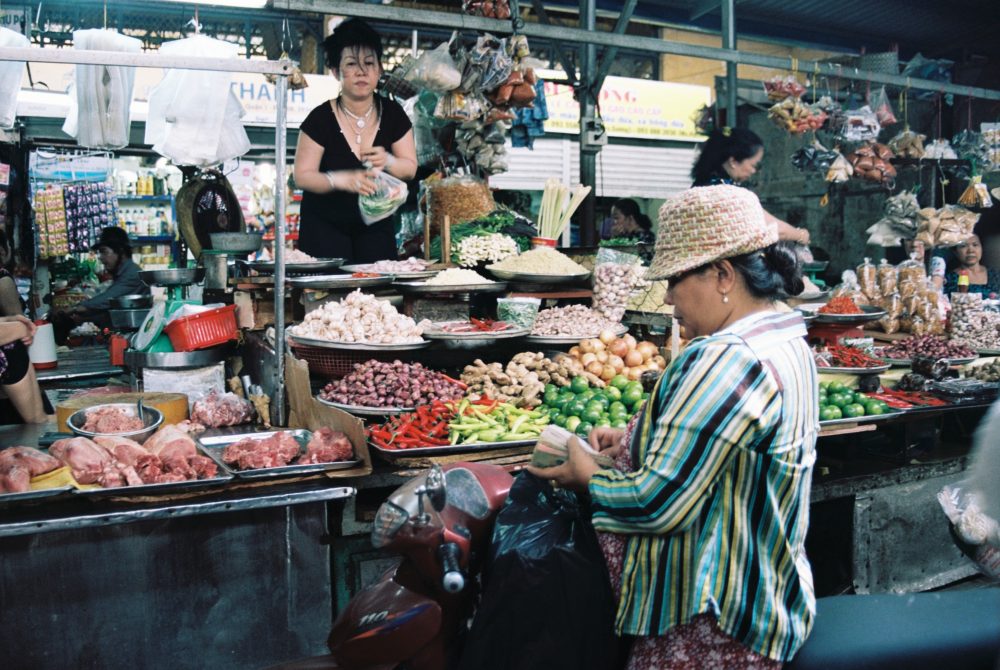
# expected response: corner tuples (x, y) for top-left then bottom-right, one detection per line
(762, 243), (804, 296)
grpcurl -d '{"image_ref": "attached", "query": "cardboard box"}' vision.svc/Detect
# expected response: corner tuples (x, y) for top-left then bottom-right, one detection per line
(284, 353), (373, 478)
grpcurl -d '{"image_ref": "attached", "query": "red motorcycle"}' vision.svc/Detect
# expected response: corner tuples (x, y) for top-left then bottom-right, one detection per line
(276, 462), (513, 670)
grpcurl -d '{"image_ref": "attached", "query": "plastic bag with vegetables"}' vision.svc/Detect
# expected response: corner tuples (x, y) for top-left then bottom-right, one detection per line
(840, 105), (881, 142)
(359, 171), (408, 225)
(889, 129), (927, 158)
(871, 86), (898, 126)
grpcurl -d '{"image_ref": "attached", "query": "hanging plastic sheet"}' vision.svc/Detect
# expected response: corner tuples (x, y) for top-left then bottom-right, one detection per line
(145, 35), (249, 166)
(63, 29), (142, 149)
(0, 28), (28, 129)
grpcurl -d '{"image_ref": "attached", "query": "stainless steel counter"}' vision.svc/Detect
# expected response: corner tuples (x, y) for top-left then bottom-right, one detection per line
(35, 345), (123, 384)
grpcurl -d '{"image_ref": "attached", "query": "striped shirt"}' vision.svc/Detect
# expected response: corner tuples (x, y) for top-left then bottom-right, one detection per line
(590, 310), (818, 662)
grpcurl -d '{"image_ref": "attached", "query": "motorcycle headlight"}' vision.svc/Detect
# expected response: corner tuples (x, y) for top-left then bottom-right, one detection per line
(371, 502), (409, 548)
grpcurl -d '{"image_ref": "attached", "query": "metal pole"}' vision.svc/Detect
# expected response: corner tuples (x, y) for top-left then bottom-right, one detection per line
(579, 0), (598, 247)
(273, 74), (289, 427)
(721, 0), (738, 127)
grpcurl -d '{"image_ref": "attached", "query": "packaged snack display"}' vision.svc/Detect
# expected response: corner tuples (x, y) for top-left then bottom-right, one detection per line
(876, 259), (897, 295)
(856, 258), (880, 302)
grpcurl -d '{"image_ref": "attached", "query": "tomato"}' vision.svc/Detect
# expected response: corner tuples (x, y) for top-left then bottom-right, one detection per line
(543, 389), (560, 406)
(829, 393), (851, 408)
(565, 416), (582, 432)
(625, 381), (644, 397)
(589, 395), (610, 411)
(553, 413), (568, 427)
(570, 376), (590, 394)
(610, 375), (630, 390)
(595, 417), (611, 428)
(843, 403), (866, 418)
(583, 407), (603, 424)
(544, 383), (558, 396)
(852, 392), (868, 405)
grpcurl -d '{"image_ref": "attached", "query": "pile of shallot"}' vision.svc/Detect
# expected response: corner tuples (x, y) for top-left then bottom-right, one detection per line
(320, 360), (464, 408)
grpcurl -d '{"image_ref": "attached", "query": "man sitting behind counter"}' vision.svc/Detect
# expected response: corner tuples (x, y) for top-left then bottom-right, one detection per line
(50, 226), (149, 343)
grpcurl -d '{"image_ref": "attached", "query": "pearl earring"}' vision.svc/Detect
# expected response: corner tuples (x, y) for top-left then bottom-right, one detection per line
(722, 293), (729, 304)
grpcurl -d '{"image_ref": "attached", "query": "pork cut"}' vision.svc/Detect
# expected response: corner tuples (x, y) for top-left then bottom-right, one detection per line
(49, 437), (116, 485)
(299, 428), (354, 464)
(0, 465), (31, 493)
(190, 391), (255, 428)
(144, 424), (199, 462)
(222, 431), (301, 470)
(0, 446), (61, 477)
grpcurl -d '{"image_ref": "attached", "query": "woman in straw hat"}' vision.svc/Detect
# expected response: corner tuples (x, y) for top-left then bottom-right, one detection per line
(529, 185), (818, 669)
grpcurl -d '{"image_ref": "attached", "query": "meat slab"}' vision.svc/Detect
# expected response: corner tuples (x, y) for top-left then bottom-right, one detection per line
(222, 431), (301, 470)
(299, 428), (354, 464)
(49, 424), (220, 489)
(0, 447), (62, 493)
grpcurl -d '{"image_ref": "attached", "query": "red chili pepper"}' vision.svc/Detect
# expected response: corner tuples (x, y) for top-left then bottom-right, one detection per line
(819, 296), (863, 315)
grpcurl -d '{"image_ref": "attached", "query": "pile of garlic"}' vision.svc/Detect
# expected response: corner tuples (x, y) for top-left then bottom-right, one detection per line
(289, 290), (424, 344)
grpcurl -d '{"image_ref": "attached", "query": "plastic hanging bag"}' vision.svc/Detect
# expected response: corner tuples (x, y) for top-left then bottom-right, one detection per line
(0, 28), (28, 129)
(63, 29), (143, 149)
(871, 86), (898, 126)
(405, 41), (462, 93)
(359, 171), (408, 225)
(457, 472), (618, 670)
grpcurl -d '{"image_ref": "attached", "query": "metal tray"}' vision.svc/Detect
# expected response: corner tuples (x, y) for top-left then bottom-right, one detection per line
(525, 324), (628, 344)
(820, 409), (903, 427)
(817, 364), (891, 375)
(878, 354), (978, 367)
(486, 268), (591, 284)
(393, 280), (507, 295)
(72, 445), (233, 497)
(288, 274), (393, 290)
(109, 308), (150, 331)
(316, 396), (415, 416)
(976, 348), (1000, 356)
(247, 258), (346, 274)
(287, 334), (431, 351)
(340, 263), (439, 279)
(795, 289), (830, 301)
(925, 379), (1000, 398)
(139, 268), (205, 287)
(0, 485), (74, 505)
(124, 345), (233, 369)
(370, 437), (536, 460)
(797, 303), (886, 324)
(421, 322), (530, 341)
(198, 429), (361, 479)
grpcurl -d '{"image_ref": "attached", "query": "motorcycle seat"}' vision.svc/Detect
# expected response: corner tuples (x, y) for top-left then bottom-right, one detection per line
(787, 589), (1000, 670)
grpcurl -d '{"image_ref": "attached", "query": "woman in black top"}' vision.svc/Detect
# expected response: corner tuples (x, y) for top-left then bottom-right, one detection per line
(691, 128), (810, 246)
(609, 198), (656, 245)
(293, 18), (417, 263)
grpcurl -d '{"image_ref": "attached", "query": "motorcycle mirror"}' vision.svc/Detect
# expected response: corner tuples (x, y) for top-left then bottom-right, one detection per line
(424, 464), (447, 513)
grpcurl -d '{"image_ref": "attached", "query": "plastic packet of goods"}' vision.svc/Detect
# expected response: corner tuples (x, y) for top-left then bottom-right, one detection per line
(359, 171), (408, 225)
(142, 362), (225, 410)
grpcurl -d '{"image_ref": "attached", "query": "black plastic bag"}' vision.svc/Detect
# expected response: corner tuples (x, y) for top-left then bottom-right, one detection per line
(458, 472), (618, 670)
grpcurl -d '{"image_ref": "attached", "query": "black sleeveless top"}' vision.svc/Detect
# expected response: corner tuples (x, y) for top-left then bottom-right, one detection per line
(297, 96), (412, 260)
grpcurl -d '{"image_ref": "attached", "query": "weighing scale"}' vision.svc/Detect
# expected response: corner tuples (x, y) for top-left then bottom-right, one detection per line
(802, 261), (829, 290)
(133, 269), (205, 354)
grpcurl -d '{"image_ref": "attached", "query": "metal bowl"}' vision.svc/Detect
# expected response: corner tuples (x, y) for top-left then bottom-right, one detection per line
(109, 308), (151, 331)
(66, 402), (164, 444)
(111, 294), (152, 309)
(210, 232), (264, 254)
(139, 268), (205, 287)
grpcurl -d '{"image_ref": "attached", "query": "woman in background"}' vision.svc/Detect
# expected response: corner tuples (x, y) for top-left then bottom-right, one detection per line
(943, 234), (1000, 297)
(609, 198), (655, 245)
(692, 127), (811, 246)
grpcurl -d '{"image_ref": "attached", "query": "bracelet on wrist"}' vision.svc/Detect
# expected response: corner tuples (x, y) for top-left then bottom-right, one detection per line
(384, 153), (396, 170)
(325, 171), (337, 190)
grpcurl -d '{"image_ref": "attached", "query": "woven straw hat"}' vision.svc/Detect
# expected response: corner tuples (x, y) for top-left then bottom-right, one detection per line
(648, 185), (776, 280)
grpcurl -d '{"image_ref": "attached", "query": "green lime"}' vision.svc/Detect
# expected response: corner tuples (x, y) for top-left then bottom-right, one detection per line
(827, 381), (847, 394)
(565, 416), (581, 432)
(576, 421), (594, 438)
(554, 413), (568, 427)
(611, 418), (629, 429)
(609, 401), (628, 416)
(583, 407), (603, 424)
(622, 386), (643, 408)
(595, 417), (611, 428)
(605, 386), (622, 402)
(853, 392), (868, 405)
(544, 383), (558, 395)
(843, 403), (866, 418)
(864, 402), (886, 416)
(610, 375), (630, 390)
(819, 381), (831, 392)
(829, 393), (851, 408)
(570, 376), (590, 394)
(625, 380), (644, 395)
(543, 390), (560, 407)
(567, 400), (587, 418)
(820, 405), (842, 421)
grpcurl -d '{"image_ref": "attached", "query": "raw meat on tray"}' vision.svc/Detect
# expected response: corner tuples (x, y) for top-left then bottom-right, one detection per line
(82, 406), (144, 433)
(190, 391), (255, 428)
(222, 431), (301, 470)
(0, 446), (58, 493)
(300, 427), (354, 464)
